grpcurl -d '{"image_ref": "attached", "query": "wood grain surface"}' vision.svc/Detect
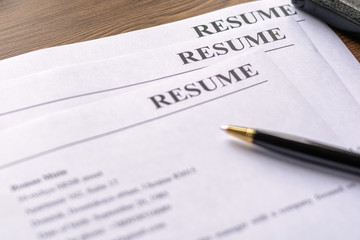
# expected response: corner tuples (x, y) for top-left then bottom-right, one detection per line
(0, 0), (359, 61)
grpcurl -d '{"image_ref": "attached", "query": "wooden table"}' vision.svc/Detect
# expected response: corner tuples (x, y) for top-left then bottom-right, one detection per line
(0, 0), (359, 61)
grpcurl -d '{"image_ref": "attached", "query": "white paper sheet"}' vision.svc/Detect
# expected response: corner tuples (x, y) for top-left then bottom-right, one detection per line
(0, 52), (342, 168)
(0, 20), (359, 151)
(1, 53), (359, 240)
(1, 0), (359, 105)
(0, 20), (305, 126)
(297, 11), (360, 105)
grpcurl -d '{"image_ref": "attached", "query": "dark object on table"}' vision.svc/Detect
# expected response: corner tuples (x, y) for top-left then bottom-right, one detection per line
(292, 0), (360, 33)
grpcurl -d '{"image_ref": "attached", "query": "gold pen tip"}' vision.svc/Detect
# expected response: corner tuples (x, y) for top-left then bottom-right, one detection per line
(220, 125), (255, 143)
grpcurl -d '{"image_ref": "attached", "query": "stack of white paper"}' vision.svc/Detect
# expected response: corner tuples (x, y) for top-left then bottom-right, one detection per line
(0, 0), (359, 239)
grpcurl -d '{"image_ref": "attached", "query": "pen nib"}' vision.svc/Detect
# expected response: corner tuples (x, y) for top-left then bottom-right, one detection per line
(220, 125), (229, 131)
(220, 125), (255, 143)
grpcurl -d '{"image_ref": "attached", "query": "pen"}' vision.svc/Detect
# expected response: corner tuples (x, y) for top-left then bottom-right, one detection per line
(221, 125), (360, 175)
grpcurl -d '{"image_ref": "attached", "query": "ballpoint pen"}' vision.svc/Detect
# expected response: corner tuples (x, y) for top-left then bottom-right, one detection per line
(221, 125), (360, 175)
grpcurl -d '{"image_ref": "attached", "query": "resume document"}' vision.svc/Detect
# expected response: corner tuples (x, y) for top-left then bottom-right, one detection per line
(1, 54), (359, 239)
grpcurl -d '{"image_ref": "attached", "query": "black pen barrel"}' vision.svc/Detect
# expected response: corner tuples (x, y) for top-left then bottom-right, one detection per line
(254, 131), (360, 175)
